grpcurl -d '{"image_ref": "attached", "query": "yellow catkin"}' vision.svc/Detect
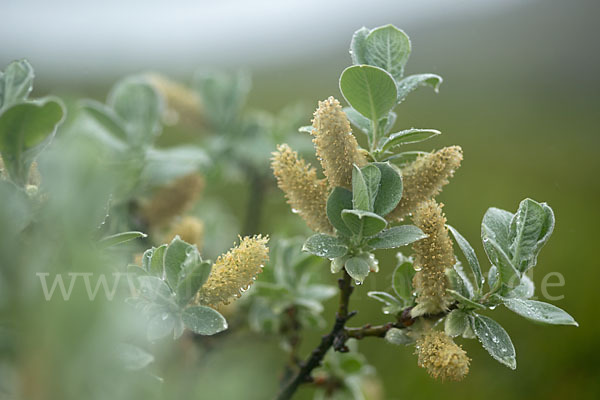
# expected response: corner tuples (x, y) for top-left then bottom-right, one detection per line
(146, 73), (203, 126)
(311, 96), (367, 189)
(411, 200), (454, 317)
(416, 330), (470, 381)
(141, 173), (204, 228)
(164, 216), (204, 250)
(388, 146), (463, 221)
(195, 235), (269, 306)
(271, 144), (333, 233)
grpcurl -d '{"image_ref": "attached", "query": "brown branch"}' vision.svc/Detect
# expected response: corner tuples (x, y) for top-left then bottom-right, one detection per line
(275, 271), (355, 400)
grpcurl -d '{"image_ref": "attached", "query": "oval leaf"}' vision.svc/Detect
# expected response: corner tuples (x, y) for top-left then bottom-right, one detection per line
(502, 298), (578, 326)
(447, 225), (484, 291)
(380, 129), (440, 152)
(182, 305), (228, 336)
(302, 234), (348, 259)
(326, 187), (353, 236)
(364, 24), (411, 81)
(372, 162), (402, 216)
(339, 65), (397, 121)
(367, 225), (426, 249)
(345, 257), (370, 283)
(396, 73), (443, 103)
(341, 209), (387, 237)
(472, 314), (517, 370)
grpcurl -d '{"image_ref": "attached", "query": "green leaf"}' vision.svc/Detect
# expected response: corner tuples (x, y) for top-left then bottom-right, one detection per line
(326, 187), (354, 237)
(360, 164), (381, 211)
(482, 207), (513, 254)
(508, 199), (555, 272)
(136, 276), (176, 306)
(343, 107), (372, 139)
(339, 65), (397, 120)
(381, 111), (397, 134)
(182, 306), (228, 336)
(392, 255), (415, 303)
(380, 129), (441, 152)
(502, 298), (578, 326)
(80, 99), (128, 141)
(0, 59), (35, 111)
(396, 73), (443, 103)
(364, 25), (411, 81)
(385, 151), (427, 167)
(344, 257), (370, 283)
(108, 77), (163, 146)
(302, 234), (348, 259)
(454, 262), (475, 299)
(372, 162), (402, 216)
(0, 99), (64, 185)
(447, 289), (486, 310)
(445, 309), (470, 337)
(367, 225), (426, 249)
(505, 274), (534, 299)
(148, 244), (167, 277)
(472, 314), (517, 369)
(164, 236), (195, 290)
(483, 236), (520, 289)
(488, 265), (498, 290)
(351, 164), (370, 211)
(350, 27), (369, 65)
(341, 209), (387, 237)
(176, 253), (212, 306)
(98, 231), (147, 249)
(446, 268), (472, 300)
(447, 225), (484, 291)
(385, 328), (414, 345)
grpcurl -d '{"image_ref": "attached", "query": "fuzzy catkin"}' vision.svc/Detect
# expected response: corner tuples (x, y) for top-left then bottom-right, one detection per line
(311, 97), (367, 189)
(271, 144), (333, 233)
(164, 216), (204, 250)
(141, 173), (204, 228)
(411, 200), (454, 317)
(388, 146), (463, 221)
(416, 330), (470, 381)
(195, 235), (269, 306)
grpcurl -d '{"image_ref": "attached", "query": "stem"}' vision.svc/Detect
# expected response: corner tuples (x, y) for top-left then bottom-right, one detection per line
(275, 272), (355, 400)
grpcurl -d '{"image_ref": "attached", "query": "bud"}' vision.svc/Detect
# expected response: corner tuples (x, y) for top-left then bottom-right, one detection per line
(311, 97), (367, 189)
(416, 330), (470, 381)
(141, 173), (204, 228)
(195, 235), (269, 306)
(271, 144), (332, 233)
(388, 146), (462, 221)
(164, 216), (204, 250)
(411, 200), (454, 317)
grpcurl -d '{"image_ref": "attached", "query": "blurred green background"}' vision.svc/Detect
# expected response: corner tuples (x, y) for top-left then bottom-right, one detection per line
(2, 0), (599, 399)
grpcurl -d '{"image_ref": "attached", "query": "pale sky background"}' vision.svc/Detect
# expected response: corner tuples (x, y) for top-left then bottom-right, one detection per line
(1, 0), (524, 83)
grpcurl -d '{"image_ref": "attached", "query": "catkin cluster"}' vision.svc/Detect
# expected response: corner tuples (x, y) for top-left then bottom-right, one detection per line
(271, 97), (365, 232)
(195, 235), (269, 306)
(388, 146), (462, 221)
(141, 173), (204, 228)
(416, 330), (470, 381)
(311, 97), (367, 188)
(271, 144), (332, 233)
(411, 200), (454, 317)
